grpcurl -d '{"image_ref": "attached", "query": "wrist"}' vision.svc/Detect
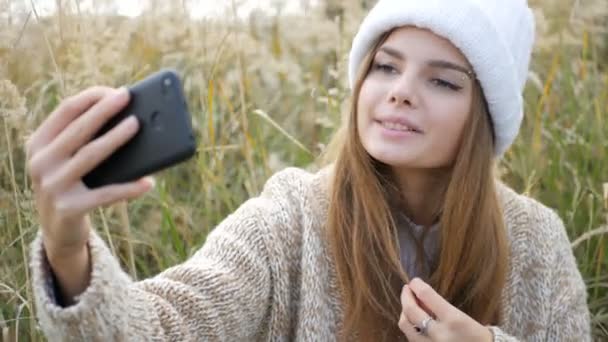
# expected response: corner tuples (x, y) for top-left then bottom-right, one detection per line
(43, 234), (89, 271)
(44, 237), (88, 263)
(44, 240), (91, 306)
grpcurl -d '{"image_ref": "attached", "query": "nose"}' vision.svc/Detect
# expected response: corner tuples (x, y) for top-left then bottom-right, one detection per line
(387, 73), (417, 107)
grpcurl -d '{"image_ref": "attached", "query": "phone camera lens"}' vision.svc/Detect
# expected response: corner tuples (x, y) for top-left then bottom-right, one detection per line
(162, 78), (173, 97)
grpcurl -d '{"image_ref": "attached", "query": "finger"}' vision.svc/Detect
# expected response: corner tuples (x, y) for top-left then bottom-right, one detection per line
(40, 115), (140, 194)
(401, 285), (439, 339)
(59, 177), (154, 215)
(27, 88), (129, 182)
(48, 87), (130, 159)
(409, 278), (456, 320)
(398, 312), (428, 342)
(26, 86), (115, 158)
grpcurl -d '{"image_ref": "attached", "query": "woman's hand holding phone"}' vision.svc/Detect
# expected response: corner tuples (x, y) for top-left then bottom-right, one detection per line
(25, 86), (155, 303)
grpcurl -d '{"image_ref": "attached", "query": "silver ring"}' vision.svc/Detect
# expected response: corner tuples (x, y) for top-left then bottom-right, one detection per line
(415, 316), (434, 336)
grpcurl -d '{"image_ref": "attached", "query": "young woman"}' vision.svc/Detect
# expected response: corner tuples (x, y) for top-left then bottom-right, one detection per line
(27, 0), (590, 340)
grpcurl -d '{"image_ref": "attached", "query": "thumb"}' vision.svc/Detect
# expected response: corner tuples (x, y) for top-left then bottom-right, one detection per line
(142, 176), (156, 190)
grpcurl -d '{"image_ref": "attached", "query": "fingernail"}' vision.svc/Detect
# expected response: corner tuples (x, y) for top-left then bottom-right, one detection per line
(116, 87), (129, 98)
(145, 177), (156, 189)
(123, 115), (138, 130)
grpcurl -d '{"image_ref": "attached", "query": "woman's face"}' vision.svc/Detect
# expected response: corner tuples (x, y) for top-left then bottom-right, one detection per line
(357, 26), (475, 169)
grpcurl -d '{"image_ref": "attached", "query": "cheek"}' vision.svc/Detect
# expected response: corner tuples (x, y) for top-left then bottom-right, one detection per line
(428, 100), (471, 152)
(358, 78), (388, 112)
(357, 82), (374, 116)
(356, 81), (376, 129)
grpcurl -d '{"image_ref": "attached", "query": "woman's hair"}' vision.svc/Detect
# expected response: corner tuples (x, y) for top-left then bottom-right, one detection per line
(323, 30), (509, 341)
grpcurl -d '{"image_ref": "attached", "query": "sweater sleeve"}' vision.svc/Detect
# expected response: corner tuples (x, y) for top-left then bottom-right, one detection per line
(30, 169), (303, 341)
(487, 327), (518, 341)
(541, 210), (591, 341)
(487, 209), (592, 342)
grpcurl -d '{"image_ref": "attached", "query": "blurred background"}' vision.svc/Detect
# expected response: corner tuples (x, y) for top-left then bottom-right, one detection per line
(1, 0), (607, 340)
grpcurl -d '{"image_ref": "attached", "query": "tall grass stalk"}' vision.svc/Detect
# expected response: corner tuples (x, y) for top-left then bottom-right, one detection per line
(0, 0), (606, 339)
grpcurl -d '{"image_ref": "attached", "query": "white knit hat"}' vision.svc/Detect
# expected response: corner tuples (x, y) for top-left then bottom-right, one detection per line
(348, 0), (536, 156)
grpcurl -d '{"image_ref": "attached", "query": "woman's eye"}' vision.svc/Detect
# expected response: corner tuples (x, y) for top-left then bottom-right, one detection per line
(430, 78), (462, 91)
(373, 63), (397, 74)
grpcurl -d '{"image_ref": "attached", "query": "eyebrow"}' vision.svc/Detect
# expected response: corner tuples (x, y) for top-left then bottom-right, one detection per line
(377, 46), (475, 79)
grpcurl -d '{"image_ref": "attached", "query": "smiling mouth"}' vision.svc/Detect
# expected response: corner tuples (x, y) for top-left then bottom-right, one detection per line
(376, 120), (422, 133)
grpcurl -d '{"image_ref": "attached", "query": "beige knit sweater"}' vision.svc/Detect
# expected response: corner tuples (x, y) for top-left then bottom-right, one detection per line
(30, 167), (591, 341)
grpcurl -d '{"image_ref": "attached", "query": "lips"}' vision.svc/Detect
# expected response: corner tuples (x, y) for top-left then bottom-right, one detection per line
(375, 116), (423, 133)
(379, 121), (419, 132)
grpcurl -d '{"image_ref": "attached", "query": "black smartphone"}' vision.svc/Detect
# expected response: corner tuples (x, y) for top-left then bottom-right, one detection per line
(82, 69), (197, 189)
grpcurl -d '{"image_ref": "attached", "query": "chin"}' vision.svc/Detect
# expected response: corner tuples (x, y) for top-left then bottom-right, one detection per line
(377, 158), (421, 169)
(367, 148), (420, 168)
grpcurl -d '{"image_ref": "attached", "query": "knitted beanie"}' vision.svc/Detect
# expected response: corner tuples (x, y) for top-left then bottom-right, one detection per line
(348, 0), (536, 156)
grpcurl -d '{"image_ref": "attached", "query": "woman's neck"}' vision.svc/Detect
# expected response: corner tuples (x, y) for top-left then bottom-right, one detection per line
(392, 167), (449, 227)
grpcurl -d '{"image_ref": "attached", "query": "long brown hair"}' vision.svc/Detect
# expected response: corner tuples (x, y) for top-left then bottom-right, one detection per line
(323, 30), (509, 341)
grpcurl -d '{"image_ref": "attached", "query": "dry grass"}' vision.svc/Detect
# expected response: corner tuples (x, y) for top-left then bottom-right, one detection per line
(1, 0), (607, 340)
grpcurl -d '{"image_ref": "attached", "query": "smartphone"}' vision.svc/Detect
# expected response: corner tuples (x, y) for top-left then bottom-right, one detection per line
(82, 69), (197, 189)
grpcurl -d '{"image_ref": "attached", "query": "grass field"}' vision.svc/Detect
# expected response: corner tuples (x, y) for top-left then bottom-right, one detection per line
(1, 0), (607, 340)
